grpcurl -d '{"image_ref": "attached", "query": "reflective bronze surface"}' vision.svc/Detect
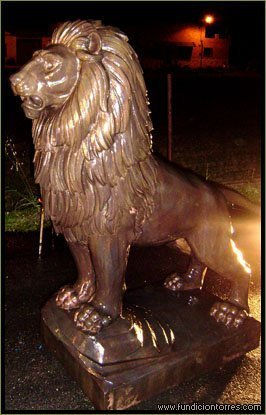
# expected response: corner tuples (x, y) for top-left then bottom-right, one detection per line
(10, 20), (260, 407)
(41, 286), (260, 410)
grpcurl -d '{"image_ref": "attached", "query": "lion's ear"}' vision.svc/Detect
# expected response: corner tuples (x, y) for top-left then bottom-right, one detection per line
(87, 32), (102, 55)
(72, 32), (102, 60)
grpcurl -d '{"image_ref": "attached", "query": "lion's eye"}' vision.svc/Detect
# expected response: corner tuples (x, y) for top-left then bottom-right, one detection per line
(44, 61), (55, 72)
(43, 61), (58, 73)
(43, 55), (61, 73)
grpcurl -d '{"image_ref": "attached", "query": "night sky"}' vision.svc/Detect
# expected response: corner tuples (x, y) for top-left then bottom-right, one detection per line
(3, 1), (265, 67)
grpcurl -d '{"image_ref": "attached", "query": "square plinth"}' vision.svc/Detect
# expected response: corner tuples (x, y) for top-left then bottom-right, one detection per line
(41, 286), (260, 410)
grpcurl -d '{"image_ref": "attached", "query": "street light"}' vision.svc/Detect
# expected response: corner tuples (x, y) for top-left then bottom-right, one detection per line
(200, 14), (215, 67)
(204, 15), (214, 24)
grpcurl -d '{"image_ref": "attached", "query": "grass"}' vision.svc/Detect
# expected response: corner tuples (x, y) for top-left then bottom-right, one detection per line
(4, 137), (46, 232)
(5, 206), (50, 232)
(229, 182), (261, 204)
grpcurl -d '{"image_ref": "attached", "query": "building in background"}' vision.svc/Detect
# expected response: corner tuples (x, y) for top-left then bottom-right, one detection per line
(139, 20), (229, 70)
(5, 31), (50, 66)
(166, 23), (229, 68)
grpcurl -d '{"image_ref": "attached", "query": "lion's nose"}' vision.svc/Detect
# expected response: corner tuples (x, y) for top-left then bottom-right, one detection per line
(9, 72), (23, 86)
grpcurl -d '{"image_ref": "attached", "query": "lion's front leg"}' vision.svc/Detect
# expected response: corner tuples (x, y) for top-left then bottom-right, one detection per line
(74, 235), (131, 334)
(56, 242), (95, 310)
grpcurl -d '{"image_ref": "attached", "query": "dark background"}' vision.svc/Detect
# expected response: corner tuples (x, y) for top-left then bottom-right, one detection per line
(3, 1), (265, 68)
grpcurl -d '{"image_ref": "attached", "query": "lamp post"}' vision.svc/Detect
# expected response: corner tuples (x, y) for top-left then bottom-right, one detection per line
(200, 14), (215, 67)
(167, 73), (172, 161)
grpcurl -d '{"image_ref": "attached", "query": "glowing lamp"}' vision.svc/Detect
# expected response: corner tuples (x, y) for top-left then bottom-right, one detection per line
(204, 15), (214, 24)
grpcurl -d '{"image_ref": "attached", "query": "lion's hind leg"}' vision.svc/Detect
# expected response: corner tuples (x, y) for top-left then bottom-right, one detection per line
(56, 242), (95, 310)
(186, 218), (250, 329)
(164, 255), (207, 291)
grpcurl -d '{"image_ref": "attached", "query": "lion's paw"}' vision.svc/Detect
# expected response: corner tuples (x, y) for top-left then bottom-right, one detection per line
(74, 304), (112, 334)
(210, 301), (247, 328)
(164, 273), (200, 291)
(164, 273), (184, 291)
(56, 282), (95, 310)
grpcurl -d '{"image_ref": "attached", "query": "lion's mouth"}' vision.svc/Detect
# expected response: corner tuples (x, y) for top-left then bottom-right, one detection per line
(21, 95), (44, 119)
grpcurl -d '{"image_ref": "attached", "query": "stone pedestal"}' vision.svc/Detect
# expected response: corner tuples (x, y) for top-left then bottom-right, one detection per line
(41, 285), (260, 410)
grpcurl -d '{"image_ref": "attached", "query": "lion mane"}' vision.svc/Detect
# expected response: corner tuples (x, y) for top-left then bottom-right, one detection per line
(32, 20), (158, 243)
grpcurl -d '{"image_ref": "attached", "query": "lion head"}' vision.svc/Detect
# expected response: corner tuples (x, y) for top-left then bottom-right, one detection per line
(10, 20), (158, 242)
(10, 43), (80, 119)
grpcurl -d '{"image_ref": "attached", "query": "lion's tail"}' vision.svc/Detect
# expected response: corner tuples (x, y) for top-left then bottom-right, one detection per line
(218, 185), (261, 216)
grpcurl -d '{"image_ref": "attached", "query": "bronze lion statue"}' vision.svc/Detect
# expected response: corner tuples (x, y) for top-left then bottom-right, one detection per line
(10, 20), (259, 334)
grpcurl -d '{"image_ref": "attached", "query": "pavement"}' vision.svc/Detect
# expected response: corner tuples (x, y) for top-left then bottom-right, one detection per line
(4, 221), (262, 411)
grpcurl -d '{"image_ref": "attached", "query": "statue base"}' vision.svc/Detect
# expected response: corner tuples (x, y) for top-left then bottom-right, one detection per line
(41, 285), (260, 410)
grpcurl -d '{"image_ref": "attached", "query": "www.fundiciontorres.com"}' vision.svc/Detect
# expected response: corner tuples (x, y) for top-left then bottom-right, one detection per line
(157, 403), (262, 411)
